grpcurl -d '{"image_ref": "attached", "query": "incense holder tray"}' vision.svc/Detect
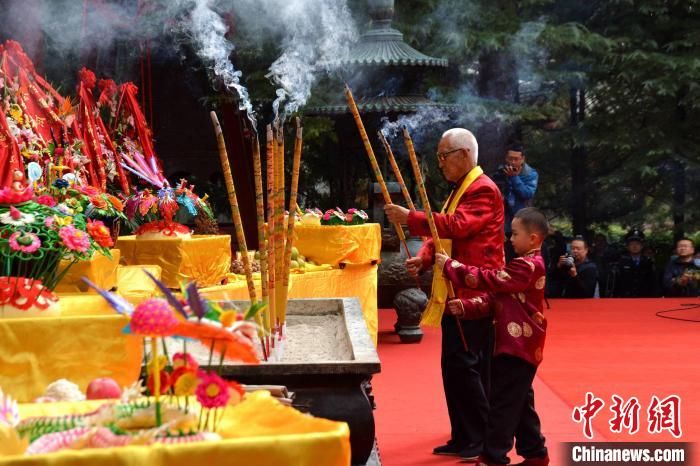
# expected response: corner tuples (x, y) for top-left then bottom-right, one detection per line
(165, 298), (381, 465)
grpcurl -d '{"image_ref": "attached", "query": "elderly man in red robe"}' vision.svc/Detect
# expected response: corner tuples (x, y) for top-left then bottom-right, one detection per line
(385, 128), (505, 461)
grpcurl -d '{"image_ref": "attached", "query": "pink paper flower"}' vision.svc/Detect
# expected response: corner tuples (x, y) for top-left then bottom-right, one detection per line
(59, 225), (91, 252)
(36, 195), (57, 207)
(130, 298), (178, 336)
(8, 231), (41, 253)
(196, 371), (230, 409)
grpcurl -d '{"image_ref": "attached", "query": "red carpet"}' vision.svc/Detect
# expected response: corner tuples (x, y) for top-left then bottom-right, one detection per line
(372, 299), (700, 465)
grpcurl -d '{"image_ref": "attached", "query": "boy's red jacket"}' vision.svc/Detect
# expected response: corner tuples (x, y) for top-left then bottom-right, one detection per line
(443, 251), (547, 367)
(407, 173), (506, 302)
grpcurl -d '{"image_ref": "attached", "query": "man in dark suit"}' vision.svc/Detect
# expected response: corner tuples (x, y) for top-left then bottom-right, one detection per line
(385, 128), (505, 461)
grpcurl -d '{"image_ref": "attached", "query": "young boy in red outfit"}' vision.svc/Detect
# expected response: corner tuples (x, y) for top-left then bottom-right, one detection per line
(436, 207), (550, 466)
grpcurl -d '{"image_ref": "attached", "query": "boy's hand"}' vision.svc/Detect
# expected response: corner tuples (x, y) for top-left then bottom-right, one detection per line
(446, 298), (464, 318)
(533, 312), (546, 325)
(405, 257), (423, 277)
(435, 253), (449, 272)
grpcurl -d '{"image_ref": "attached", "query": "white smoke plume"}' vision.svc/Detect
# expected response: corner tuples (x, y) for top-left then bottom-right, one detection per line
(380, 106), (452, 142)
(264, 0), (357, 124)
(186, 0), (256, 128)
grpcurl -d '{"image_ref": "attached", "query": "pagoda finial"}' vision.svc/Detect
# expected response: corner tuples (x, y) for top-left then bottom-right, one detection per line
(368, 0), (395, 28)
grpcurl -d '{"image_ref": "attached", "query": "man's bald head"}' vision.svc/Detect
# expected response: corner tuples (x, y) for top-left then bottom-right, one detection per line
(436, 128), (479, 182)
(441, 128), (478, 165)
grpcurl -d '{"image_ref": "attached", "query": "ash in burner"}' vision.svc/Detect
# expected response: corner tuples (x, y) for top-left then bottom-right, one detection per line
(281, 313), (353, 362)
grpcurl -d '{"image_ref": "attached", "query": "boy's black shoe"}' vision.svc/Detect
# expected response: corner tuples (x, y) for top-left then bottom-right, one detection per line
(432, 442), (463, 456)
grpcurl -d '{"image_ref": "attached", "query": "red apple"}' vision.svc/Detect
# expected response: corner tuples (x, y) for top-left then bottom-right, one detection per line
(86, 377), (122, 400)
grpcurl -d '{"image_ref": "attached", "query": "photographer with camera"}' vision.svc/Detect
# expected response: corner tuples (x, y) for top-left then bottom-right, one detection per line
(556, 236), (598, 298)
(663, 238), (700, 297)
(492, 144), (538, 261)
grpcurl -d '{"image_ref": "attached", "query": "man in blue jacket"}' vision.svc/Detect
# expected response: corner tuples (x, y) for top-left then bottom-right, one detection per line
(493, 144), (539, 260)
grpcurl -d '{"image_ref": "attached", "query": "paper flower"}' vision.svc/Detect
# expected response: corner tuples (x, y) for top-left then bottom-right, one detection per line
(0, 388), (19, 427)
(59, 225), (91, 252)
(172, 352), (198, 370)
(8, 231), (41, 254)
(87, 219), (113, 248)
(130, 298), (179, 336)
(53, 179), (69, 189)
(105, 194), (123, 212)
(77, 185), (100, 196)
(146, 370), (171, 395)
(0, 207), (35, 226)
(172, 368), (198, 397)
(89, 195), (108, 210)
(196, 372), (230, 409)
(36, 195), (57, 207)
(55, 203), (75, 216)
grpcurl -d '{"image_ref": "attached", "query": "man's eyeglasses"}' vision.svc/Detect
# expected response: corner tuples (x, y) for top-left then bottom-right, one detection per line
(436, 148), (465, 162)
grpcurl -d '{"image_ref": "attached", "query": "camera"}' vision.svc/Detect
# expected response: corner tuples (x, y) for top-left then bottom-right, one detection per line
(501, 164), (515, 174)
(560, 254), (575, 270)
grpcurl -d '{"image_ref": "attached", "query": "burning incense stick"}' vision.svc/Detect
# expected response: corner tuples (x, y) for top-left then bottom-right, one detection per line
(210, 111), (257, 304)
(344, 85), (409, 248)
(252, 136), (271, 351)
(281, 117), (303, 329)
(378, 131), (416, 211)
(266, 124), (277, 344)
(274, 129), (286, 335)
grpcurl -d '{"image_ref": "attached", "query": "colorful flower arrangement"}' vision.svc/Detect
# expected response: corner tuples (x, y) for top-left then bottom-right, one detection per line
(0, 171), (113, 292)
(319, 207), (369, 226)
(124, 180), (214, 237)
(85, 271), (262, 430)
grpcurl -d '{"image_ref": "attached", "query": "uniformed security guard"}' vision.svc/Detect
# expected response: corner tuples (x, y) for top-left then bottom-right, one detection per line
(613, 228), (657, 297)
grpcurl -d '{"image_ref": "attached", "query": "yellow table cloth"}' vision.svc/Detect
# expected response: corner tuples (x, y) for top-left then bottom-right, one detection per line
(54, 250), (121, 294)
(200, 264), (378, 344)
(2, 391), (350, 466)
(116, 235), (231, 288)
(0, 310), (142, 403)
(294, 223), (381, 266)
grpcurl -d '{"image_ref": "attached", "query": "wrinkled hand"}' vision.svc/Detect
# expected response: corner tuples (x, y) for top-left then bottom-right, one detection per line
(435, 253), (449, 273)
(557, 255), (568, 267)
(446, 298), (464, 318)
(405, 256), (423, 277)
(384, 204), (410, 224)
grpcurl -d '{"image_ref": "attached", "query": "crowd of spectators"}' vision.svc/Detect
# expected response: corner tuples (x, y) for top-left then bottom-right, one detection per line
(542, 230), (699, 298)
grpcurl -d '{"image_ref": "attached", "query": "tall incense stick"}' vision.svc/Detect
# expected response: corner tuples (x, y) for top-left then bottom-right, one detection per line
(344, 84), (410, 253)
(281, 118), (303, 329)
(265, 124), (277, 346)
(210, 112), (256, 303)
(378, 131), (416, 211)
(274, 128), (286, 335)
(252, 136), (271, 356)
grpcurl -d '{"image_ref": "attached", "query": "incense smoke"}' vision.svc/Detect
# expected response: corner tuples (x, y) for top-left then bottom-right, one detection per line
(264, 0), (357, 124)
(185, 0), (256, 128)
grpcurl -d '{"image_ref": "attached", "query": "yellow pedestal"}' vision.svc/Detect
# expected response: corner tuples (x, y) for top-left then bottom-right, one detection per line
(2, 391), (350, 466)
(116, 235), (231, 288)
(200, 264), (378, 345)
(294, 223), (381, 266)
(54, 250), (121, 294)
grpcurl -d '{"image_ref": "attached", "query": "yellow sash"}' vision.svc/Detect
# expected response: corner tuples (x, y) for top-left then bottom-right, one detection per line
(421, 166), (483, 327)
